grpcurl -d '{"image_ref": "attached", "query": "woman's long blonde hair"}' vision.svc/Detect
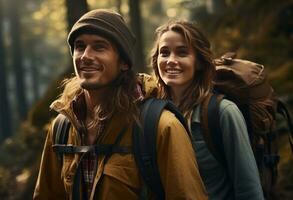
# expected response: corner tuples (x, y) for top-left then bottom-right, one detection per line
(151, 20), (215, 118)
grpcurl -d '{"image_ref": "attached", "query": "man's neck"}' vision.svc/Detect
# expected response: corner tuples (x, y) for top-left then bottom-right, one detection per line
(84, 87), (112, 118)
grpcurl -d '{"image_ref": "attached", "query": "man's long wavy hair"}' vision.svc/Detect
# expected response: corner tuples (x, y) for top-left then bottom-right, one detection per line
(151, 20), (215, 118)
(57, 69), (138, 127)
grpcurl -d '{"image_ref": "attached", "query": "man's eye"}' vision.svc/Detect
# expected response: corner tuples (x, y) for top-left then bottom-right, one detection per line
(93, 44), (106, 51)
(74, 44), (85, 51)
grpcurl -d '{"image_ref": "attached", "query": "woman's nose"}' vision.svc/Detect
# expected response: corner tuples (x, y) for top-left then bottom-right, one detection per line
(166, 54), (178, 65)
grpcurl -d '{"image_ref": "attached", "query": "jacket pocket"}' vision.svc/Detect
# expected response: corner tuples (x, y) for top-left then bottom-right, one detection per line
(62, 159), (78, 195)
(103, 154), (141, 189)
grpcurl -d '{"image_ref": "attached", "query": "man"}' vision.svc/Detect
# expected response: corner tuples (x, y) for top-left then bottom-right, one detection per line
(33, 9), (207, 200)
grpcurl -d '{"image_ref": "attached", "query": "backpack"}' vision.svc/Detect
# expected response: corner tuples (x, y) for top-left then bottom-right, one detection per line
(202, 52), (293, 199)
(52, 98), (191, 200)
(131, 54), (293, 200)
(52, 53), (293, 199)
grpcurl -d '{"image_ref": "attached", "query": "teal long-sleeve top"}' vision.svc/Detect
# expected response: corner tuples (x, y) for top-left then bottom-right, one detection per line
(191, 99), (264, 200)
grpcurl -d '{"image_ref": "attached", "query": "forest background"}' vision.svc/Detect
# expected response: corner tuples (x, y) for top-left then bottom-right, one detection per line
(0, 0), (292, 199)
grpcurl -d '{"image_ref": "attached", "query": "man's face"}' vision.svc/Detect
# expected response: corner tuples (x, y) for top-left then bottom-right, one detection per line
(73, 34), (128, 90)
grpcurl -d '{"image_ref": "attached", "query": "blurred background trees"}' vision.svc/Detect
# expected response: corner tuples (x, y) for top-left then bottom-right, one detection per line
(0, 0), (292, 199)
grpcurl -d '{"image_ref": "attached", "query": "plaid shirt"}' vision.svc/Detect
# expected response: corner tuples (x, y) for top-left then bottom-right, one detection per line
(81, 151), (98, 198)
(76, 84), (144, 198)
(81, 118), (106, 199)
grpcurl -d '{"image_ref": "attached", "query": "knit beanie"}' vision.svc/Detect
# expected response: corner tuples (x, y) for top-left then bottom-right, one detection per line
(67, 9), (136, 68)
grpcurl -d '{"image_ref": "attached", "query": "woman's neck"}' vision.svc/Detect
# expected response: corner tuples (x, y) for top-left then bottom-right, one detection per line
(170, 86), (185, 107)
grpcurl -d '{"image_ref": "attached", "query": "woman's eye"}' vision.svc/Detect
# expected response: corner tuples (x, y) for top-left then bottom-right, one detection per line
(178, 52), (188, 57)
(176, 47), (189, 57)
(159, 50), (169, 57)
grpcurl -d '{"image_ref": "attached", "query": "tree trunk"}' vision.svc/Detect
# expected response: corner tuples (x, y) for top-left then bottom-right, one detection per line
(28, 0), (90, 128)
(129, 0), (146, 72)
(207, 0), (226, 15)
(29, 41), (40, 102)
(64, 0), (89, 74)
(150, 0), (163, 15)
(8, 0), (28, 120)
(116, 0), (122, 14)
(0, 0), (13, 140)
(65, 0), (89, 31)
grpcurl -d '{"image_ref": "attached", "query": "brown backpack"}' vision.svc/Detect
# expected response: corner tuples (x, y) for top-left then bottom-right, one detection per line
(201, 52), (293, 199)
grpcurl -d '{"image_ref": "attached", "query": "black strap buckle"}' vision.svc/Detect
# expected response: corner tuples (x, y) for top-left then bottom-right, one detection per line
(264, 154), (280, 167)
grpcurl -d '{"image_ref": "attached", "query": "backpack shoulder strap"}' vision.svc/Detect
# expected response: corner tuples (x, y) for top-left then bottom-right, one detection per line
(132, 98), (189, 200)
(201, 93), (227, 167)
(52, 114), (71, 161)
(277, 100), (293, 152)
(52, 114), (83, 199)
(133, 98), (166, 200)
(52, 114), (130, 200)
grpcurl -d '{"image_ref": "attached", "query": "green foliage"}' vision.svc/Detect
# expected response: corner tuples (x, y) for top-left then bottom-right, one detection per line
(0, 167), (10, 197)
(0, 121), (46, 199)
(198, 0), (293, 98)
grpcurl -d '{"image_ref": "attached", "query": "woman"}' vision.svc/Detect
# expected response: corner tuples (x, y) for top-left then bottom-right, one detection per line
(150, 20), (264, 200)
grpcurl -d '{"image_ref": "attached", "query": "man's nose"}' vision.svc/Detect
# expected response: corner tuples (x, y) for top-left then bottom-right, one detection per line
(81, 46), (94, 62)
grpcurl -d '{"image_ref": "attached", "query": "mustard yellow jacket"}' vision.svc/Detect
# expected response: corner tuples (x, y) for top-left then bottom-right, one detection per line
(33, 74), (208, 200)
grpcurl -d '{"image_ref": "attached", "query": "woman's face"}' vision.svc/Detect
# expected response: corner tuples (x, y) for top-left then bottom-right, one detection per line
(157, 30), (196, 93)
